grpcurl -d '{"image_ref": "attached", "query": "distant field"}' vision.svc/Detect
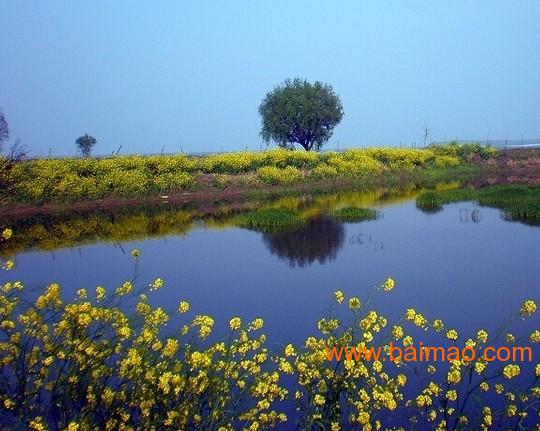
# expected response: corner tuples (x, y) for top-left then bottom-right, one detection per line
(0, 143), (499, 205)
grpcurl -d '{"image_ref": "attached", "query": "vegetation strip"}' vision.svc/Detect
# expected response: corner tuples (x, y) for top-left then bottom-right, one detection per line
(0, 143), (497, 205)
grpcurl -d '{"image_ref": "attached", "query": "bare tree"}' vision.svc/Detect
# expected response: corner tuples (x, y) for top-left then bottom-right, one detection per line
(0, 111), (9, 152)
(0, 139), (28, 201)
(421, 124), (432, 147)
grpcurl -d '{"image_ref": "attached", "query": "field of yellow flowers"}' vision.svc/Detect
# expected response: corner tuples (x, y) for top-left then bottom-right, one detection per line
(1, 228), (539, 430)
(0, 143), (497, 204)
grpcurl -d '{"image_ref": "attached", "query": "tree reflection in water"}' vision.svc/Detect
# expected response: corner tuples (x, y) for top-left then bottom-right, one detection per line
(262, 216), (345, 268)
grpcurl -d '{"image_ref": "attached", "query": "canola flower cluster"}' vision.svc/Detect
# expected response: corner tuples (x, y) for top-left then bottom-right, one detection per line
(2, 143), (495, 204)
(2, 230), (539, 430)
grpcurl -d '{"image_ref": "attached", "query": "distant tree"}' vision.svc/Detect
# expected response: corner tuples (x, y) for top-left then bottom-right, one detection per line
(259, 78), (344, 151)
(75, 134), (97, 157)
(0, 111), (8, 151)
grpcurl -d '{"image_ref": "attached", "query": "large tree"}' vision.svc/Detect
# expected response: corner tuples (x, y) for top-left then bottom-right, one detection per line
(259, 78), (344, 151)
(75, 134), (97, 157)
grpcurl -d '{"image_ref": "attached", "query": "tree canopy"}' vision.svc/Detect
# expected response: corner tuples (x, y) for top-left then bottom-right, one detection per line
(259, 78), (344, 151)
(75, 134), (97, 157)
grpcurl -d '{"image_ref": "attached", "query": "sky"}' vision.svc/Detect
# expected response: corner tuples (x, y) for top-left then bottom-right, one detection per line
(1, 1), (539, 156)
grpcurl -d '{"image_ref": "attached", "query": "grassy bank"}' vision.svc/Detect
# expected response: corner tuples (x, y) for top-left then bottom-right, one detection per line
(0, 143), (497, 206)
(416, 184), (540, 225)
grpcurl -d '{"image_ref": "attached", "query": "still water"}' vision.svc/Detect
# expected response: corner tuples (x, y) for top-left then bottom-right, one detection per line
(2, 187), (539, 348)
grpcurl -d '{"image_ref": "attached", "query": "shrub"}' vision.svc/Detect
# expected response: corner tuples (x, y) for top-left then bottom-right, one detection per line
(263, 149), (320, 169)
(310, 163), (338, 179)
(430, 142), (499, 161)
(211, 174), (230, 189)
(197, 152), (265, 174)
(146, 155), (196, 173)
(364, 148), (435, 169)
(102, 169), (150, 197)
(432, 154), (460, 167)
(327, 153), (382, 176)
(152, 172), (194, 193)
(257, 166), (302, 185)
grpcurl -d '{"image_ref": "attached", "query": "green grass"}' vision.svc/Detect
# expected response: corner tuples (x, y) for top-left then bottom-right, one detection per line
(330, 207), (378, 222)
(234, 208), (304, 233)
(415, 192), (444, 212)
(416, 185), (540, 225)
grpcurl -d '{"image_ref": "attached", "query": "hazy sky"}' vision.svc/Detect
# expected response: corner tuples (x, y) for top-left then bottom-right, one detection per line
(1, 1), (539, 156)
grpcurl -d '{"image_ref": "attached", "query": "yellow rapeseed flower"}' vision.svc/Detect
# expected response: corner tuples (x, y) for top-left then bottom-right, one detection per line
(383, 277), (395, 291)
(3, 399), (15, 409)
(1, 228), (13, 240)
(405, 309), (416, 321)
(249, 318), (264, 331)
(116, 281), (133, 296)
(95, 286), (106, 300)
(446, 390), (457, 401)
(503, 364), (520, 379)
(476, 330), (488, 343)
(520, 300), (537, 317)
(334, 290), (344, 304)
(314, 394), (325, 405)
(506, 404), (517, 417)
(178, 301), (190, 313)
(403, 335), (413, 347)
(284, 344), (295, 357)
(446, 329), (458, 341)
(432, 319), (444, 332)
(447, 367), (461, 384)
(149, 278), (164, 291)
(229, 317), (242, 330)
(348, 297), (361, 310)
(392, 325), (404, 340)
(162, 338), (179, 357)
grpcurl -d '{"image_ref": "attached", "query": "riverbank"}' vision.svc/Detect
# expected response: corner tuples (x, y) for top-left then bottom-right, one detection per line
(0, 164), (480, 220)
(2, 144), (539, 220)
(0, 143), (499, 212)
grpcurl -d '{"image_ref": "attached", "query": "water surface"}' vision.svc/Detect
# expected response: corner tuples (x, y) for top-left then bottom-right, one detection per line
(2, 187), (538, 348)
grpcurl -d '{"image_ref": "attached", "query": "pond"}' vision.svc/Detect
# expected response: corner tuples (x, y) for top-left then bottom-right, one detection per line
(1, 182), (539, 428)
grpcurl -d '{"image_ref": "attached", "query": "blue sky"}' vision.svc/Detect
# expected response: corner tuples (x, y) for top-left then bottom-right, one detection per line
(1, 1), (539, 156)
